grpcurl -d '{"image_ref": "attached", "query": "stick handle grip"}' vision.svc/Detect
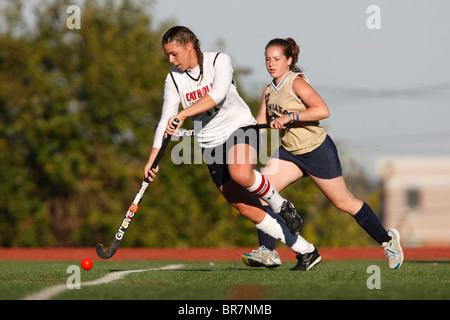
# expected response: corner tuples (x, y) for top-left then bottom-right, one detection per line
(144, 118), (179, 181)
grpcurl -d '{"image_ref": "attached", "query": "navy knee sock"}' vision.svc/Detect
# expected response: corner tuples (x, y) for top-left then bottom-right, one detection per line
(353, 202), (391, 245)
(256, 206), (279, 251)
(257, 229), (276, 251)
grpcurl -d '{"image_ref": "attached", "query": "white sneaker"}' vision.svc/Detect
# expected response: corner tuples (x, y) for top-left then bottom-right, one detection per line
(382, 228), (404, 270)
(242, 246), (282, 268)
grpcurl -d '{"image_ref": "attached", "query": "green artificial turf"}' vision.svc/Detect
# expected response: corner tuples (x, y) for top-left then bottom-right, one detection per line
(0, 260), (448, 301)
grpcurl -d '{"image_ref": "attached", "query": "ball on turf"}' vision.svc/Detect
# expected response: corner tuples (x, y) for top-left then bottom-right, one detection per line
(81, 257), (93, 270)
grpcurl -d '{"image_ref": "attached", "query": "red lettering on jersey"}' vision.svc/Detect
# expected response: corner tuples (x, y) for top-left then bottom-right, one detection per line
(185, 83), (213, 104)
(186, 92), (196, 102)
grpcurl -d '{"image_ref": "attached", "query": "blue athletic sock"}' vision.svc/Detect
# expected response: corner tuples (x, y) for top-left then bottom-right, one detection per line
(353, 202), (391, 245)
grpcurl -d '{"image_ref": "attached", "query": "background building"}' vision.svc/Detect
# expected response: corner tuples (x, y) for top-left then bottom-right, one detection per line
(378, 157), (450, 246)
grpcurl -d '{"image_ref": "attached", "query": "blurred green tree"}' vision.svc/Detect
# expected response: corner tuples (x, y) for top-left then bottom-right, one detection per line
(0, 0), (381, 248)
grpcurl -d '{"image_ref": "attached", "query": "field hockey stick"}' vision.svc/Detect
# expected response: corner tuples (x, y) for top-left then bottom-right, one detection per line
(253, 123), (271, 130)
(171, 123), (271, 138)
(96, 119), (179, 259)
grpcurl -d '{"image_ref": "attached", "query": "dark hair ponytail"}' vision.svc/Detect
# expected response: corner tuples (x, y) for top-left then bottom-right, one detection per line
(162, 26), (204, 78)
(265, 38), (303, 73)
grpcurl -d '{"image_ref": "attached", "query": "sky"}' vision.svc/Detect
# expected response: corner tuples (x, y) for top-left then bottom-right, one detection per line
(151, 0), (450, 179)
(16, 0), (450, 179)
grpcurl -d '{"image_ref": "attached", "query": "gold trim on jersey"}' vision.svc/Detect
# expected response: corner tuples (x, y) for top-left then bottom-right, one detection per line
(266, 72), (326, 155)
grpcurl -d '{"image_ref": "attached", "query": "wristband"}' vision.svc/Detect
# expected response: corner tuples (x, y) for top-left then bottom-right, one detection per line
(288, 112), (294, 123)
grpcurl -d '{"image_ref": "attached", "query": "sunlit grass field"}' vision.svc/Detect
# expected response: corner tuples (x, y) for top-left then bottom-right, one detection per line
(0, 259), (448, 301)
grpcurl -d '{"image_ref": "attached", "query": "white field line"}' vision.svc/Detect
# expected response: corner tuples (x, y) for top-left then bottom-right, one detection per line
(22, 264), (184, 300)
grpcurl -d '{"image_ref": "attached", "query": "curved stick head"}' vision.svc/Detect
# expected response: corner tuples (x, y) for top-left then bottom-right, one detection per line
(96, 243), (117, 259)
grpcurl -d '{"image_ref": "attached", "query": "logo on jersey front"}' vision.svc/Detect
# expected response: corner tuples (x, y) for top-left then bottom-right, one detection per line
(185, 83), (213, 106)
(266, 92), (289, 118)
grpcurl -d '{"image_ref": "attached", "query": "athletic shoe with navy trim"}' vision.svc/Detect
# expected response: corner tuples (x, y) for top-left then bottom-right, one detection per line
(241, 245), (282, 268)
(290, 246), (322, 271)
(278, 201), (303, 235)
(382, 228), (404, 270)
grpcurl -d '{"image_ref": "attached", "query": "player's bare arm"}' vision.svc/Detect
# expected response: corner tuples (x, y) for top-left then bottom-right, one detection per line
(292, 76), (329, 121)
(271, 76), (330, 129)
(144, 147), (161, 182)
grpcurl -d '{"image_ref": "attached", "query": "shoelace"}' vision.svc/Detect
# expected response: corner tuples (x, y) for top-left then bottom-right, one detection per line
(252, 246), (268, 257)
(383, 241), (399, 261)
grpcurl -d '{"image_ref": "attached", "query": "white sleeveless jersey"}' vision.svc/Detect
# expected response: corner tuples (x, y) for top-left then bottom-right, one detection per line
(153, 52), (256, 149)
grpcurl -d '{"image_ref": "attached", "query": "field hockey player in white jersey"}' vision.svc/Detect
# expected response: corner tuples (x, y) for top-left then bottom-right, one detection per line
(243, 38), (404, 270)
(144, 26), (320, 270)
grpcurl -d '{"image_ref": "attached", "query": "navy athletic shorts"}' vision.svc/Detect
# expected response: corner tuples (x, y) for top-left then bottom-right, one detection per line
(276, 135), (342, 179)
(202, 125), (260, 188)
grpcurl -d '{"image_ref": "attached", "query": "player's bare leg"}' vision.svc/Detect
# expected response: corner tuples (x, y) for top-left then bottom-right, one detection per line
(310, 174), (403, 270)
